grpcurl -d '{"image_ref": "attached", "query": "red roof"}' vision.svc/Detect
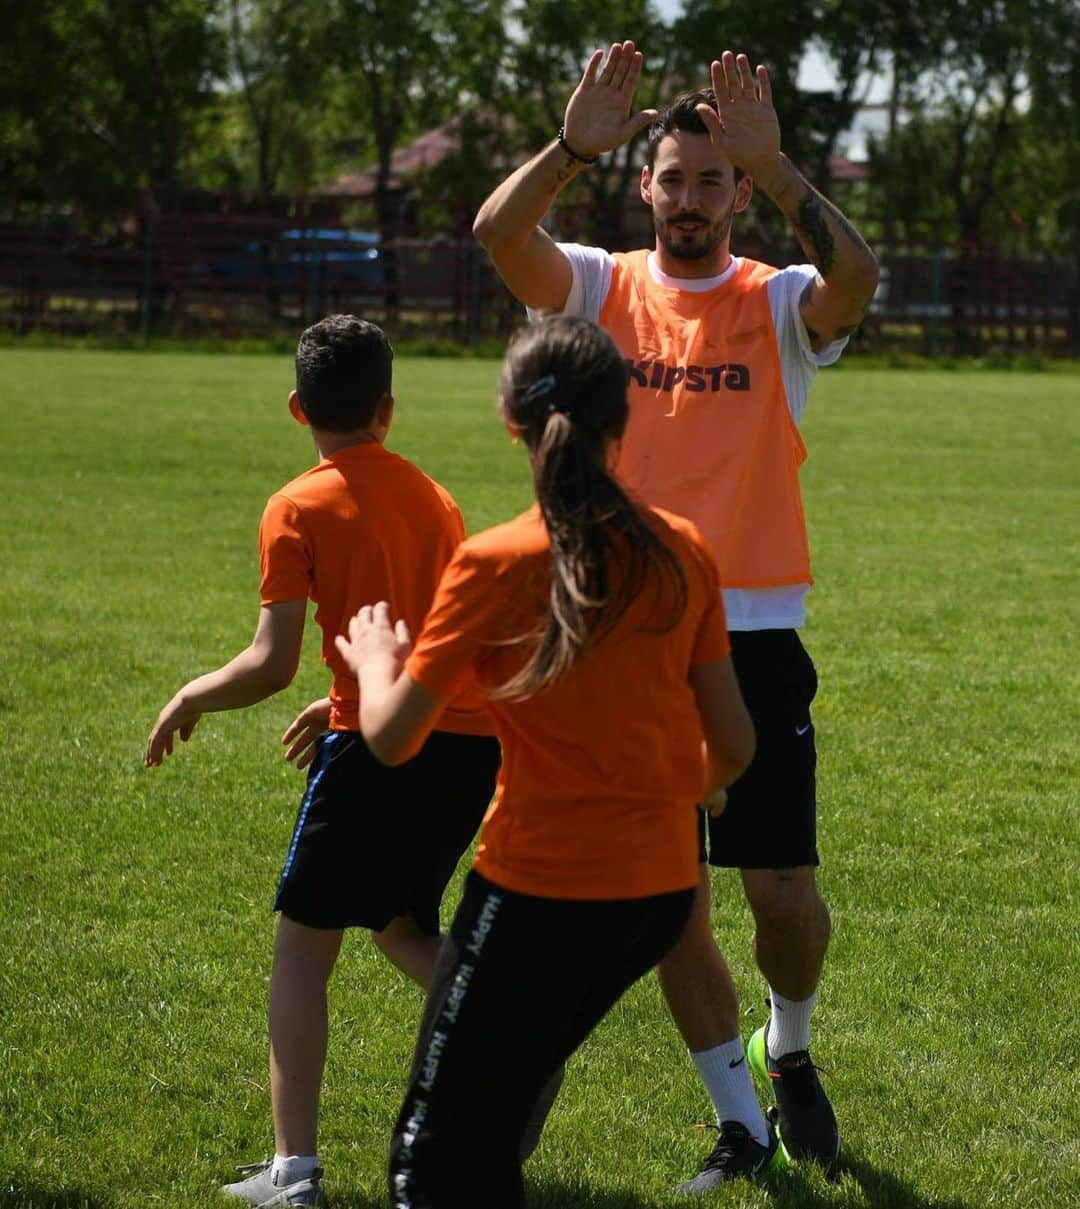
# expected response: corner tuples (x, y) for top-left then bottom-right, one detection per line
(330, 122), (869, 197)
(330, 120), (461, 197)
(828, 152), (869, 181)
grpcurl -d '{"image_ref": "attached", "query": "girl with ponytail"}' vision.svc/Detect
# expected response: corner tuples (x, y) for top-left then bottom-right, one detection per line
(336, 315), (754, 1208)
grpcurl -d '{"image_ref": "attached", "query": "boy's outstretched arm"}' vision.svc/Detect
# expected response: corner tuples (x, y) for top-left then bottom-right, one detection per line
(145, 599), (307, 766)
(473, 39), (656, 311)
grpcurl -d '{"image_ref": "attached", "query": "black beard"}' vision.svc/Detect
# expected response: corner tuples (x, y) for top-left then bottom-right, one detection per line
(655, 207), (734, 262)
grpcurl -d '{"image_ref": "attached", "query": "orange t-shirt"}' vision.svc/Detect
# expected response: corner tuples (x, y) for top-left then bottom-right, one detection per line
(404, 505), (731, 900)
(601, 252), (811, 588)
(259, 441), (492, 736)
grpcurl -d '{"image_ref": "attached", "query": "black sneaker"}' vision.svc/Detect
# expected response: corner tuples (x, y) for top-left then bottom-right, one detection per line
(748, 1025), (839, 1165)
(675, 1120), (784, 1194)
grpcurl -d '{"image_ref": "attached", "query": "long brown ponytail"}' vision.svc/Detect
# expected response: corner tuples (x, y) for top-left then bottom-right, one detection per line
(494, 315), (687, 700)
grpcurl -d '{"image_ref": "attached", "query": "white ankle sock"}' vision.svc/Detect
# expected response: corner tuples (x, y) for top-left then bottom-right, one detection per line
(767, 987), (817, 1056)
(271, 1155), (318, 1186)
(691, 1038), (770, 1145)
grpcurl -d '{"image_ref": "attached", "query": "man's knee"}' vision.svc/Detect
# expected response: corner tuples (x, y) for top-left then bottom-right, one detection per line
(742, 868), (828, 936)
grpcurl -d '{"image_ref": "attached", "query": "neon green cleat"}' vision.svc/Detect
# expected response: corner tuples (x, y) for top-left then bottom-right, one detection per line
(749, 1024), (839, 1167)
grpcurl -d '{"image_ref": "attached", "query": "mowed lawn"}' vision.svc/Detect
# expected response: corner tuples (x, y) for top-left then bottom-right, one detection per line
(1, 349), (1077, 1209)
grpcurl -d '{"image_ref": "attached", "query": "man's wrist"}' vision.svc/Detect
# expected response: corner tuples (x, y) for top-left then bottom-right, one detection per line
(556, 126), (598, 165)
(752, 153), (799, 207)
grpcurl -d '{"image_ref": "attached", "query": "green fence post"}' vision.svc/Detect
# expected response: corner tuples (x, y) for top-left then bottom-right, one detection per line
(928, 252), (942, 358)
(141, 214), (155, 343)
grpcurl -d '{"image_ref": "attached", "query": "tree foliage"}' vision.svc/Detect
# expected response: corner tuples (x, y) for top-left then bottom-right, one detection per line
(0, 0), (222, 218)
(497, 0), (671, 245)
(867, 0), (1077, 255)
(0, 0), (1074, 262)
(327, 0), (507, 233)
(215, 0), (333, 195)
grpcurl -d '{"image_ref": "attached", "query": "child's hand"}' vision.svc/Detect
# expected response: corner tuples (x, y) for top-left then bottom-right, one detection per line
(334, 602), (413, 678)
(282, 697), (332, 769)
(145, 696), (202, 767)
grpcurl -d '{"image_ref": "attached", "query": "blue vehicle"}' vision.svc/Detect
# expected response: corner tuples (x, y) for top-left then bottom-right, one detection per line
(195, 228), (383, 291)
(276, 228), (383, 287)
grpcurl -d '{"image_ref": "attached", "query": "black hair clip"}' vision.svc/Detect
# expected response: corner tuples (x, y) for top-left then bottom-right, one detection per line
(520, 373), (572, 416)
(520, 374), (558, 404)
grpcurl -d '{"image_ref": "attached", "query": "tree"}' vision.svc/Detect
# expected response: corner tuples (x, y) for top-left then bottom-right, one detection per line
(862, 0), (1078, 350)
(498, 0), (671, 248)
(0, 0), (222, 219)
(327, 0), (508, 309)
(218, 0), (333, 196)
(668, 1), (881, 189)
(867, 0), (1078, 253)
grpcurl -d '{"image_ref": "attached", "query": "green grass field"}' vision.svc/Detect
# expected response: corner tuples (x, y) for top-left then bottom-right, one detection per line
(1, 349), (1077, 1209)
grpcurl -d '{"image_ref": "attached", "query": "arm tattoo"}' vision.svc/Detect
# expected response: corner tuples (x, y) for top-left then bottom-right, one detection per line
(794, 189), (875, 280)
(549, 155), (582, 195)
(795, 194), (835, 276)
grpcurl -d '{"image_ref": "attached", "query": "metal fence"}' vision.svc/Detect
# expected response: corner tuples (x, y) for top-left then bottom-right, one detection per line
(1, 204), (1075, 355)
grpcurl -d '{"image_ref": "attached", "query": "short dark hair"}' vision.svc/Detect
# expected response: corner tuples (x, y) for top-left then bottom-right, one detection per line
(646, 89), (744, 181)
(294, 315), (393, 432)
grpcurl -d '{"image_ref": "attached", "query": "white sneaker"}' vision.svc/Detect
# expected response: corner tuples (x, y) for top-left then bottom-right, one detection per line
(221, 1160), (327, 1208)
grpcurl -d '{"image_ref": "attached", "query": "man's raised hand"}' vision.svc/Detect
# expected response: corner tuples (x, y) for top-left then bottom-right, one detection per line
(562, 40), (658, 161)
(696, 51), (781, 180)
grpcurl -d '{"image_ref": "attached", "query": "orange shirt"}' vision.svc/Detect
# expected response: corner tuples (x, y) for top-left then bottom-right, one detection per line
(404, 505), (731, 900)
(601, 252), (812, 588)
(259, 441), (491, 735)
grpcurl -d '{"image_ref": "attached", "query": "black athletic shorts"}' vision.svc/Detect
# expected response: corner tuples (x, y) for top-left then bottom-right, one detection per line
(700, 629), (820, 870)
(274, 729), (500, 933)
(388, 870), (694, 1207)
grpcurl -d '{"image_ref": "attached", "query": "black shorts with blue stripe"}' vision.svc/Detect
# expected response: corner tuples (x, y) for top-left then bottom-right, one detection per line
(275, 729), (500, 933)
(700, 628), (820, 870)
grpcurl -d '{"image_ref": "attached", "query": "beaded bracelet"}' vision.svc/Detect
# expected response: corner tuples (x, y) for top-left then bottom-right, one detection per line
(557, 126), (599, 165)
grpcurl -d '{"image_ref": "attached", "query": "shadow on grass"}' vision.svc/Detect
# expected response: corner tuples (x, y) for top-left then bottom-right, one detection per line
(336, 1179), (672, 1208)
(0, 1190), (110, 1209)
(765, 1150), (978, 1209)
(529, 1182), (672, 1207)
(325, 1190), (389, 1209)
(335, 1184), (662, 1208)
(271, 1154), (982, 1209)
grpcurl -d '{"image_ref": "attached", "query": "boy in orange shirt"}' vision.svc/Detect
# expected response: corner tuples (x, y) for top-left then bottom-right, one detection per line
(144, 315), (499, 1208)
(335, 315), (758, 1207)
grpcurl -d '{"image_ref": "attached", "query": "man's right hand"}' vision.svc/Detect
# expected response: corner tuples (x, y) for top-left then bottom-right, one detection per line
(563, 40), (657, 160)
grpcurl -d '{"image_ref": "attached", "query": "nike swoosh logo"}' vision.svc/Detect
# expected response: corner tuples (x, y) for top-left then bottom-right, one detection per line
(795, 723), (812, 736)
(729, 1056), (745, 1069)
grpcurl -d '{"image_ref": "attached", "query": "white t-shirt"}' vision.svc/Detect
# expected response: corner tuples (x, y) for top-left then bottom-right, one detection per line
(528, 244), (848, 630)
